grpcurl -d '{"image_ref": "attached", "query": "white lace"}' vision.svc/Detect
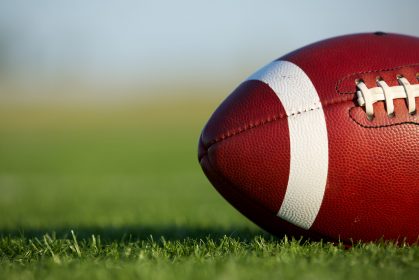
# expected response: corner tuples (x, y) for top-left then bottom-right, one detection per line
(356, 77), (419, 119)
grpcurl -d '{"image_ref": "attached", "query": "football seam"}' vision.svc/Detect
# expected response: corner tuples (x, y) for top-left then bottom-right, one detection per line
(204, 95), (354, 150)
(336, 63), (419, 95)
(348, 106), (419, 128)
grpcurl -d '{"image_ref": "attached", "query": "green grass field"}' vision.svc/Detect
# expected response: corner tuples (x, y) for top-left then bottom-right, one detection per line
(1, 99), (419, 280)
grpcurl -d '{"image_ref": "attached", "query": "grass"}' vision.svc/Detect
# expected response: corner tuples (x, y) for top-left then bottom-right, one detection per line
(3, 234), (419, 280)
(0, 98), (419, 279)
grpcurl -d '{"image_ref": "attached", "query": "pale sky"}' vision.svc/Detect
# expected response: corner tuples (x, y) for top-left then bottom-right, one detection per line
(0, 0), (418, 93)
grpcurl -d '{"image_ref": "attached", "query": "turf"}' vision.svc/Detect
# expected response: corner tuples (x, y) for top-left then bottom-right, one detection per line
(0, 99), (418, 279)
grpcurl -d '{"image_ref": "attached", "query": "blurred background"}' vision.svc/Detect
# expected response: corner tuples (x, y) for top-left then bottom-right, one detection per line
(0, 0), (418, 236)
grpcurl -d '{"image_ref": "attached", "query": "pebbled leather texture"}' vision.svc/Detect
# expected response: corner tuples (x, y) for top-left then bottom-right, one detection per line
(336, 64), (419, 95)
(349, 99), (419, 128)
(199, 80), (291, 214)
(199, 32), (419, 244)
(247, 60), (330, 230)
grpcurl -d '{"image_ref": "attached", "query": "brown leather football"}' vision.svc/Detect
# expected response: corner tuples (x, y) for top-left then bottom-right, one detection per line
(198, 32), (419, 244)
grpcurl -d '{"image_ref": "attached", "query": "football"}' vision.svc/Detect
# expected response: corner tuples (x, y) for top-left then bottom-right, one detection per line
(198, 32), (419, 244)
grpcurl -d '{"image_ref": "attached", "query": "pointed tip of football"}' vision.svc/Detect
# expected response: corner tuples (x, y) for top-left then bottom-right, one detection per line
(198, 79), (292, 218)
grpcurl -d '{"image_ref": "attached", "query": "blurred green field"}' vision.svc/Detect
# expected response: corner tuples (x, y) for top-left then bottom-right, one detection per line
(1, 99), (419, 280)
(0, 98), (252, 230)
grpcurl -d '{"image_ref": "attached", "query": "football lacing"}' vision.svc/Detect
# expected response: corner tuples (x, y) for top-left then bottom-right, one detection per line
(356, 76), (419, 120)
